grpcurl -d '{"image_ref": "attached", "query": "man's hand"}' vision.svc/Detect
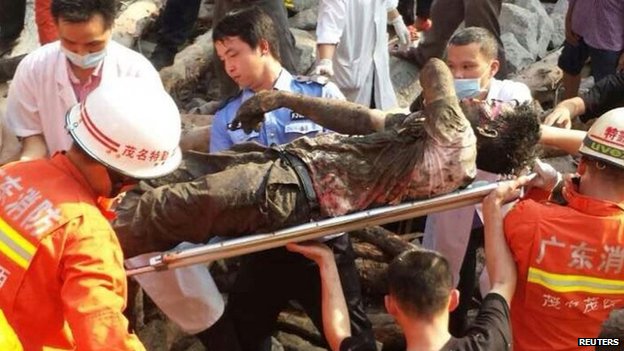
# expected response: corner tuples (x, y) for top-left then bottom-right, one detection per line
(286, 241), (333, 266)
(618, 51), (624, 73)
(231, 90), (282, 133)
(390, 16), (410, 49)
(483, 175), (531, 210)
(311, 58), (334, 77)
(530, 159), (561, 192)
(543, 105), (573, 129)
(564, 8), (580, 46)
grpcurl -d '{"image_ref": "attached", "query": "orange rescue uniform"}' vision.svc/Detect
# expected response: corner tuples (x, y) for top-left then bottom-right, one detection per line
(505, 178), (624, 351)
(0, 153), (144, 350)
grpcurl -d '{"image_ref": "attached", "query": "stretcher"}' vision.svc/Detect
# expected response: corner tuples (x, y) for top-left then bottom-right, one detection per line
(126, 176), (533, 277)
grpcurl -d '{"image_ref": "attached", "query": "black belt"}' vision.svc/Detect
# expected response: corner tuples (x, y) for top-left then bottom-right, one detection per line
(276, 149), (320, 218)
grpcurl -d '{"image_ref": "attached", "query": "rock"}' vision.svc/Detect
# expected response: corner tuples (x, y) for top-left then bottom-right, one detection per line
(275, 331), (326, 351)
(511, 48), (563, 106)
(504, 0), (554, 58)
(389, 56), (421, 108)
(113, 0), (164, 48)
(288, 6), (318, 31)
(501, 32), (534, 74)
(500, 3), (540, 60)
(285, 0), (319, 13)
(549, 0), (568, 49)
(291, 28), (317, 75)
(159, 30), (214, 97)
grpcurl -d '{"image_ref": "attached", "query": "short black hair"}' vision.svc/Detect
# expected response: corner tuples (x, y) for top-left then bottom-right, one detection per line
(51, 0), (117, 28)
(449, 27), (499, 61)
(213, 7), (281, 61)
(386, 249), (453, 320)
(472, 102), (542, 175)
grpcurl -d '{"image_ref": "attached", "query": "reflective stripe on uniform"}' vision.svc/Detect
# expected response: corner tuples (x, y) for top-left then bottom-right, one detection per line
(0, 217), (35, 269)
(528, 267), (624, 295)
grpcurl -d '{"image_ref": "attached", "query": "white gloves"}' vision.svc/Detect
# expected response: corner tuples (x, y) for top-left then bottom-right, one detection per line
(531, 159), (562, 192)
(311, 58), (334, 77)
(391, 16), (410, 49)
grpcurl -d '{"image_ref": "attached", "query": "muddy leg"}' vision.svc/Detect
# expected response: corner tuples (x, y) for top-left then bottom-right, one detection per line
(419, 58), (456, 104)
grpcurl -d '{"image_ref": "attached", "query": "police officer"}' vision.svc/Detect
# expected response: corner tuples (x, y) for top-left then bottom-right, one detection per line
(203, 7), (376, 351)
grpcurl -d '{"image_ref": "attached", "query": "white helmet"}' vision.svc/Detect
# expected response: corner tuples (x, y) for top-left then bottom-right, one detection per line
(66, 78), (182, 179)
(579, 107), (624, 169)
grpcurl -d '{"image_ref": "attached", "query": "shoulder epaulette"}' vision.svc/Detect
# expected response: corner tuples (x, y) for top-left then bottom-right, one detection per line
(294, 74), (329, 86)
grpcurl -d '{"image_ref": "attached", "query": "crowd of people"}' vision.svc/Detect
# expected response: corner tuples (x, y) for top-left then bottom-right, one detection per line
(0, 0), (623, 350)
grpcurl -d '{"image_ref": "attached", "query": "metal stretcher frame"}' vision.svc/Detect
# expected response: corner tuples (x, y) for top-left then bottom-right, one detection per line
(126, 177), (528, 277)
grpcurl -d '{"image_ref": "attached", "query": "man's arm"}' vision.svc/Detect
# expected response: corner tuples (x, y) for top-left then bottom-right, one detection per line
(62, 225), (145, 350)
(539, 125), (586, 155)
(286, 242), (350, 351)
(482, 177), (529, 304)
(234, 90), (388, 135)
(543, 97), (586, 129)
(19, 134), (47, 161)
(579, 72), (624, 122)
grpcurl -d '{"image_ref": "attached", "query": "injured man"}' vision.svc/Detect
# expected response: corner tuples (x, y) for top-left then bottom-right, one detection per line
(114, 59), (541, 258)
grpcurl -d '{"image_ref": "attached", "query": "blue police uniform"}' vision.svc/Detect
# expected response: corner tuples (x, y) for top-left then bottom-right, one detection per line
(203, 69), (376, 350)
(210, 69), (345, 152)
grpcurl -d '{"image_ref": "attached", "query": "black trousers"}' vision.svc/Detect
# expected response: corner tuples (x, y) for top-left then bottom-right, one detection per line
(155, 0), (202, 50)
(0, 0), (25, 42)
(198, 234), (376, 351)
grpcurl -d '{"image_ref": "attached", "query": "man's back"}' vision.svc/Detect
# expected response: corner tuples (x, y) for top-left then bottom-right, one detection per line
(0, 154), (143, 350)
(505, 180), (624, 350)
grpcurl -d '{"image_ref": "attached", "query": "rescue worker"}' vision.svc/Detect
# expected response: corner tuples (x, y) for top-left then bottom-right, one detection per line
(114, 59), (541, 260)
(5, 0), (162, 161)
(503, 108), (624, 350)
(285, 163), (525, 350)
(0, 78), (181, 350)
(312, 0), (410, 109)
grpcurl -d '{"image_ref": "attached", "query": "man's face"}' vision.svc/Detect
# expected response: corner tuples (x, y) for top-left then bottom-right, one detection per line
(56, 14), (111, 56)
(215, 36), (268, 90)
(446, 43), (499, 92)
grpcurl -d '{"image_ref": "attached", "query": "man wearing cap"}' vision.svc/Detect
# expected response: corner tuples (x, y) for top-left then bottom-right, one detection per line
(500, 108), (624, 350)
(0, 79), (181, 350)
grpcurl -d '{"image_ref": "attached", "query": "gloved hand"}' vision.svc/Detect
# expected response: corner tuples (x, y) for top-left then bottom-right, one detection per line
(391, 16), (410, 49)
(530, 159), (562, 191)
(231, 90), (280, 134)
(311, 58), (334, 77)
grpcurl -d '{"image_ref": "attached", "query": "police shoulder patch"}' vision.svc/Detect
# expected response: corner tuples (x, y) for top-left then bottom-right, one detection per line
(295, 74), (329, 86)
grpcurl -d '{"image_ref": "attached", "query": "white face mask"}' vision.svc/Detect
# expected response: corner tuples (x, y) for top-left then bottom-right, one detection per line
(61, 46), (107, 69)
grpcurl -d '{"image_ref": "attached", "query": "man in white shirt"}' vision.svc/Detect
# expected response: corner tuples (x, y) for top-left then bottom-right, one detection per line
(312, 0), (410, 110)
(4, 0), (162, 161)
(412, 27), (532, 334)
